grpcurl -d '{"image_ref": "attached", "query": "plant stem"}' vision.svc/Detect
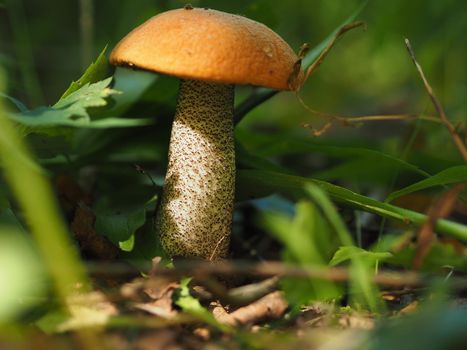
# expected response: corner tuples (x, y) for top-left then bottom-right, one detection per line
(405, 38), (467, 162)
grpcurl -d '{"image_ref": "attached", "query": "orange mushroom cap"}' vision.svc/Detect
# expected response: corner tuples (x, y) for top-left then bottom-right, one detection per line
(110, 7), (301, 91)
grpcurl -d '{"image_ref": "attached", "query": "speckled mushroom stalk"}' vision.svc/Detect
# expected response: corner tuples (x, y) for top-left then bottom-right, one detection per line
(156, 79), (235, 260)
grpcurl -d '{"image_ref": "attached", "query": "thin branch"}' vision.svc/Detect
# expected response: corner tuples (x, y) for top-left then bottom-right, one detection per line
(193, 276), (281, 307)
(86, 260), (467, 290)
(297, 96), (443, 136)
(213, 291), (288, 326)
(298, 21), (366, 89)
(405, 38), (467, 162)
(234, 21), (366, 125)
(413, 183), (466, 270)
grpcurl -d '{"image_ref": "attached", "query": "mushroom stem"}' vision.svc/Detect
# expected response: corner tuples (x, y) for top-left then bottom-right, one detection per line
(157, 79), (235, 260)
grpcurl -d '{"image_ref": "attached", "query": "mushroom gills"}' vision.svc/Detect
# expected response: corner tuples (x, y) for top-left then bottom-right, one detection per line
(157, 79), (235, 260)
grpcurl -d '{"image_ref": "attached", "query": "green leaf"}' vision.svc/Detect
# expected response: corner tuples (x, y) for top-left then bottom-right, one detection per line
(386, 165), (467, 202)
(261, 200), (342, 303)
(305, 184), (381, 311)
(75, 117), (153, 129)
(263, 201), (336, 264)
(94, 186), (156, 244)
(122, 219), (168, 263)
(10, 78), (117, 127)
(96, 208), (145, 244)
(60, 46), (111, 100)
(8, 78), (151, 130)
(175, 278), (231, 332)
(236, 169), (467, 241)
(330, 246), (393, 266)
(314, 157), (402, 183)
(238, 133), (430, 178)
(389, 243), (466, 271)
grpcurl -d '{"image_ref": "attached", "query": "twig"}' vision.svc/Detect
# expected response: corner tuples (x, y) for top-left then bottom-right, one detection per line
(298, 99), (443, 136)
(194, 276), (281, 307)
(234, 21), (365, 125)
(175, 260), (467, 289)
(297, 21), (366, 89)
(227, 276), (280, 306)
(85, 260), (467, 290)
(405, 38), (467, 162)
(413, 183), (466, 270)
(134, 164), (157, 188)
(213, 291), (288, 326)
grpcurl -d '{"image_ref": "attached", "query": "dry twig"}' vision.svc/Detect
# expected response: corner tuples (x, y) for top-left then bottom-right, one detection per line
(302, 21), (366, 87)
(194, 276), (280, 307)
(300, 103), (442, 136)
(212, 291), (288, 326)
(86, 260), (467, 290)
(405, 38), (467, 162)
(413, 183), (466, 270)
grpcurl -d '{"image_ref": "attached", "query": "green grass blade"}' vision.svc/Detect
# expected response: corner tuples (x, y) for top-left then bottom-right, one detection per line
(236, 169), (467, 241)
(305, 184), (381, 311)
(0, 74), (90, 303)
(386, 165), (467, 202)
(241, 135), (430, 178)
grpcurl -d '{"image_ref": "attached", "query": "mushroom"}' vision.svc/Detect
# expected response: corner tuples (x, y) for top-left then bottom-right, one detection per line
(110, 7), (301, 260)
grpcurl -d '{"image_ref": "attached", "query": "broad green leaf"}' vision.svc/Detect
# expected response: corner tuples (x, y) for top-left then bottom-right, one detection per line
(238, 133), (429, 178)
(9, 78), (151, 130)
(122, 219), (168, 263)
(330, 246), (392, 266)
(261, 200), (342, 303)
(236, 169), (467, 241)
(10, 78), (118, 128)
(175, 278), (230, 332)
(60, 46), (111, 100)
(386, 165), (467, 202)
(94, 186), (157, 244)
(389, 243), (466, 271)
(305, 184), (381, 311)
(76, 117), (153, 128)
(95, 208), (145, 244)
(263, 201), (336, 264)
(314, 157), (402, 183)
